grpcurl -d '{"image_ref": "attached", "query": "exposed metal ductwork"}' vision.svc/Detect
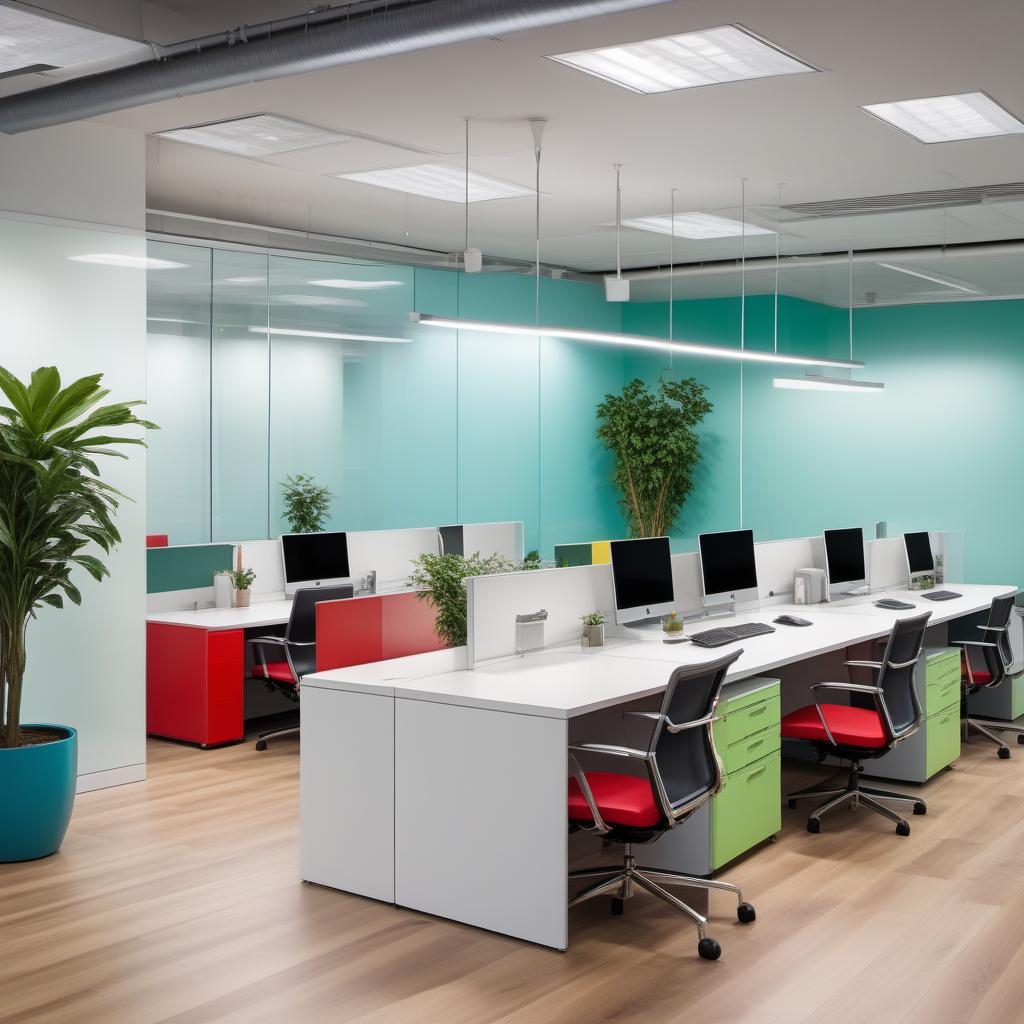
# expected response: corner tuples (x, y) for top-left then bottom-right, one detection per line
(0, 0), (674, 134)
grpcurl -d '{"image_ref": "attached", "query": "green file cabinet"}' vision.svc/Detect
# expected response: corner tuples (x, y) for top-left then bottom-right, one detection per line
(862, 647), (961, 785)
(638, 677), (781, 877)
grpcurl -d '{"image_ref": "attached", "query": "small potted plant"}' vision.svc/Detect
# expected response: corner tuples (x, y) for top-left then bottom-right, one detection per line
(581, 611), (605, 648)
(281, 473), (332, 534)
(662, 610), (686, 643)
(230, 566), (256, 607)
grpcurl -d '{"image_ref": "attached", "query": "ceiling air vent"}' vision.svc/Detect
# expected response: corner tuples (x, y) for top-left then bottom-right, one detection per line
(783, 181), (1024, 219)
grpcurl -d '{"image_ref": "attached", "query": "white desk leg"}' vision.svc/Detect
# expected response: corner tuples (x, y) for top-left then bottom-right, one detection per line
(395, 698), (569, 949)
(300, 685), (395, 903)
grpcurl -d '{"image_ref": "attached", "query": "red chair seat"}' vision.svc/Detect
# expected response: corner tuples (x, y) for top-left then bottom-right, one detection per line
(568, 771), (662, 828)
(963, 670), (992, 685)
(262, 661), (298, 685)
(781, 703), (887, 748)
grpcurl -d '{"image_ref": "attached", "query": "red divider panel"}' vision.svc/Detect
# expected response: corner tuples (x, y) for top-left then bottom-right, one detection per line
(315, 591), (444, 672)
(146, 534), (169, 548)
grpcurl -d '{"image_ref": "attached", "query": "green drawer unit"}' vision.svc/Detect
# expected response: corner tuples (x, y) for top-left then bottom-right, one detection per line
(713, 680), (780, 753)
(925, 703), (961, 780)
(712, 751), (782, 871)
(925, 647), (961, 717)
(720, 725), (781, 775)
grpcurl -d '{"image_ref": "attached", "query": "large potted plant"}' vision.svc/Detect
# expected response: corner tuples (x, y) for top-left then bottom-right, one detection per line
(281, 473), (332, 533)
(596, 377), (712, 538)
(0, 366), (151, 862)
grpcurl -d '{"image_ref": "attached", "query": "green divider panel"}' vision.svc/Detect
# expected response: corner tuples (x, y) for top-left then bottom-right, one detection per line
(147, 544), (235, 594)
(554, 543), (592, 568)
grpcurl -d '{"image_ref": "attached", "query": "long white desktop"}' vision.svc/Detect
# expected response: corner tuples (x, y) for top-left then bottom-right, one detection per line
(299, 534), (1015, 950)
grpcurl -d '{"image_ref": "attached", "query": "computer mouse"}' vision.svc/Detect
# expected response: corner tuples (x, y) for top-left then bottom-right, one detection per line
(774, 614), (812, 627)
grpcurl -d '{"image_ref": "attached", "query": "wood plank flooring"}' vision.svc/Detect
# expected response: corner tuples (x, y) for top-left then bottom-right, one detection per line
(4, 728), (1024, 1024)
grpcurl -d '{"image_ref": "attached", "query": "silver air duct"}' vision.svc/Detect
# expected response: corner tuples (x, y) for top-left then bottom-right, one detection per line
(0, 0), (674, 134)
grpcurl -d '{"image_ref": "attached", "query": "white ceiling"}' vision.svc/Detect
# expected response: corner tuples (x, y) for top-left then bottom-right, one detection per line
(13, 0), (1024, 282)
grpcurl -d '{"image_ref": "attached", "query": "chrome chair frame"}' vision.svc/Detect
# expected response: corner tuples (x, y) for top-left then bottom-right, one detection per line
(249, 636), (314, 749)
(786, 612), (930, 836)
(567, 651), (754, 958)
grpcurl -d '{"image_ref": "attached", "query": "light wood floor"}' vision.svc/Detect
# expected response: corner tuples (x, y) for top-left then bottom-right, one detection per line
(4, 728), (1024, 1024)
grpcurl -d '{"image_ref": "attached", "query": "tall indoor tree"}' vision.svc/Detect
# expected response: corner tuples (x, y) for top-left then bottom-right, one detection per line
(596, 376), (713, 539)
(0, 366), (152, 749)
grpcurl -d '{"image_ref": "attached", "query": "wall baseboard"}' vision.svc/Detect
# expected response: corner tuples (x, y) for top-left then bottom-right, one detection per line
(77, 762), (146, 794)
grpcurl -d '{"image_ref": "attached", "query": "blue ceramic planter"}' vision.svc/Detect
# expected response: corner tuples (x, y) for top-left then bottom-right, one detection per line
(0, 724), (77, 862)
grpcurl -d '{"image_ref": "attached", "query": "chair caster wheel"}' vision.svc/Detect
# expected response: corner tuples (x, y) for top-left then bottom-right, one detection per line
(896, 821), (911, 837)
(737, 902), (756, 924)
(787, 798), (797, 809)
(255, 740), (268, 751)
(807, 817), (822, 834)
(913, 801), (927, 816)
(998, 747), (1011, 759)
(1017, 735), (1024, 745)
(698, 937), (721, 961)
(610, 897), (624, 916)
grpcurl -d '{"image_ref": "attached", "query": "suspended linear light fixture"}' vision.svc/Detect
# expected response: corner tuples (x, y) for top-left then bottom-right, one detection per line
(605, 164), (630, 301)
(773, 246), (884, 391)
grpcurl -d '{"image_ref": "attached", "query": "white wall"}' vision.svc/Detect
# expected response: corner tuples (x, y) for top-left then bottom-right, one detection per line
(0, 121), (147, 790)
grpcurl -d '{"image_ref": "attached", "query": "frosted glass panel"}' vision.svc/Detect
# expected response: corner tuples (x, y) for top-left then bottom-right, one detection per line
(212, 249), (269, 541)
(146, 241), (211, 544)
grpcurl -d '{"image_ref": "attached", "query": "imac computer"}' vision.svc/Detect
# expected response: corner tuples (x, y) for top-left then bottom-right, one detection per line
(609, 537), (675, 626)
(281, 531), (351, 597)
(823, 527), (868, 599)
(904, 531), (934, 582)
(698, 529), (759, 610)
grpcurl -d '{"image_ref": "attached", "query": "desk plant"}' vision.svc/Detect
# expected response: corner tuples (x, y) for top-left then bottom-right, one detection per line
(281, 473), (332, 533)
(581, 611), (605, 647)
(409, 551), (514, 648)
(0, 365), (151, 861)
(596, 377), (712, 538)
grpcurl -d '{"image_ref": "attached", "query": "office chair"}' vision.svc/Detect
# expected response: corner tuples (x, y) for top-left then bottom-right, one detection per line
(782, 611), (931, 836)
(567, 650), (755, 961)
(956, 593), (1021, 758)
(249, 584), (353, 750)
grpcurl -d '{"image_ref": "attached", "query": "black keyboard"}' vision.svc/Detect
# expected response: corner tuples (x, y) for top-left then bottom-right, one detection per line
(689, 622), (776, 648)
(921, 590), (961, 602)
(875, 598), (916, 610)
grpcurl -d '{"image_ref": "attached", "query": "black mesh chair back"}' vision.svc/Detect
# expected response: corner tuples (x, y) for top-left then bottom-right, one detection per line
(287, 585), (354, 676)
(876, 611), (930, 740)
(649, 650), (741, 823)
(974, 593), (1015, 686)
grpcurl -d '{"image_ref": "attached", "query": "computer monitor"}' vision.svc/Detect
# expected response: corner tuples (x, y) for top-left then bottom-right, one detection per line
(698, 529), (758, 609)
(904, 531), (935, 579)
(823, 527), (868, 599)
(281, 531), (350, 597)
(610, 537), (675, 626)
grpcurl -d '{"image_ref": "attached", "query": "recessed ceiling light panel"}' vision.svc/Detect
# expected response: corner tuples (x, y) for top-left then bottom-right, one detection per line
(335, 163), (534, 203)
(0, 5), (147, 74)
(862, 92), (1024, 144)
(157, 114), (352, 157)
(622, 212), (775, 239)
(547, 23), (816, 95)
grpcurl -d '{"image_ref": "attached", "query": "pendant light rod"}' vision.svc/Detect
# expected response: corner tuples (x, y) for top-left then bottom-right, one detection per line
(464, 117), (470, 253)
(848, 245), (854, 362)
(530, 118), (546, 327)
(740, 177), (747, 352)
(614, 163), (623, 280)
(411, 313), (865, 368)
(774, 182), (784, 354)
(669, 186), (676, 344)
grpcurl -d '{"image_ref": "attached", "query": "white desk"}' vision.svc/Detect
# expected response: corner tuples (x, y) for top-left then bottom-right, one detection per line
(301, 583), (1014, 950)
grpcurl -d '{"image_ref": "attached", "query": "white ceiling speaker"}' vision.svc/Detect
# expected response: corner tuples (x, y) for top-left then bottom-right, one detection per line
(605, 163), (630, 302)
(463, 248), (483, 273)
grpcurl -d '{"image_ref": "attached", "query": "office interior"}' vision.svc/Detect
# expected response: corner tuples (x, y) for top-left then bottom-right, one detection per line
(2, 0), (1024, 1020)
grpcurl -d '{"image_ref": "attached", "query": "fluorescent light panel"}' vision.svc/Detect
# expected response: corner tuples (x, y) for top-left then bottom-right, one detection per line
(875, 262), (983, 294)
(70, 253), (184, 269)
(773, 375), (884, 392)
(0, 5), (147, 74)
(310, 278), (403, 289)
(622, 212), (774, 239)
(336, 163), (534, 203)
(157, 115), (351, 157)
(411, 314), (862, 369)
(249, 327), (409, 343)
(862, 92), (1024, 143)
(548, 23), (816, 95)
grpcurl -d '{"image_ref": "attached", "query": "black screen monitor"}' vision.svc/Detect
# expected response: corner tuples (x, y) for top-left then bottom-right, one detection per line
(610, 537), (675, 625)
(904, 532), (935, 576)
(823, 527), (867, 597)
(698, 529), (758, 608)
(281, 531), (350, 596)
